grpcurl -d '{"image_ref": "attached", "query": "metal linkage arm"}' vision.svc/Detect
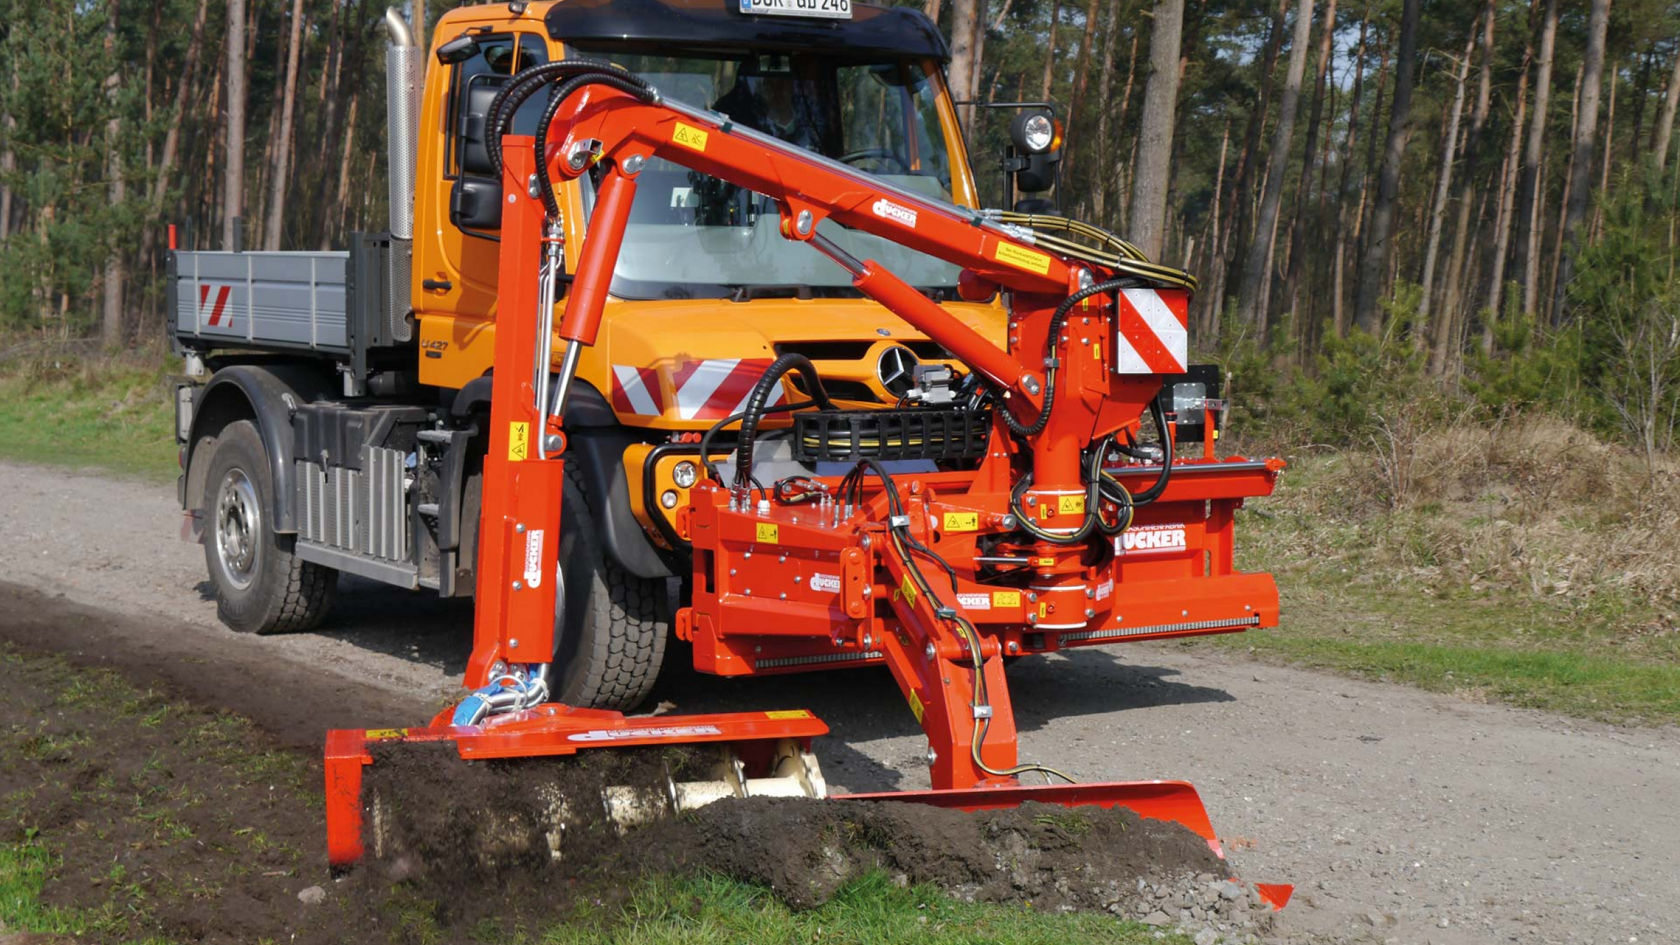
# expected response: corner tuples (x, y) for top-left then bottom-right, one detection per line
(540, 82), (1086, 404)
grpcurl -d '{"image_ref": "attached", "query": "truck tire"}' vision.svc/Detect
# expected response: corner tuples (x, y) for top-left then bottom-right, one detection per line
(552, 461), (667, 710)
(202, 420), (337, 633)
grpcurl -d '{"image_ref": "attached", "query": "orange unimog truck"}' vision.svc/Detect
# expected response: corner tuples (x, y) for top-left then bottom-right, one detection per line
(172, 0), (1252, 715)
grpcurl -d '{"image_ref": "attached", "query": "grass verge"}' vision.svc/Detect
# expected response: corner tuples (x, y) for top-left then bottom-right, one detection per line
(0, 345), (177, 482)
(1231, 419), (1680, 725)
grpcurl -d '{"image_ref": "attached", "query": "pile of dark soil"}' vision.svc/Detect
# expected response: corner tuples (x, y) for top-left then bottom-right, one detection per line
(339, 741), (1225, 934)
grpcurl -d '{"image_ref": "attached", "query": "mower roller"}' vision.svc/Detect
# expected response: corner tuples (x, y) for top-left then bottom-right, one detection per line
(324, 60), (1288, 907)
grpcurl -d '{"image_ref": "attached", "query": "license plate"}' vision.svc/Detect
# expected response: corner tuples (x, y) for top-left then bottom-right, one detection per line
(740, 0), (852, 19)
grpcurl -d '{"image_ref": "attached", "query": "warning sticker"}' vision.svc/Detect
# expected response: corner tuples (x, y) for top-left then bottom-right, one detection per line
(993, 241), (1052, 275)
(992, 590), (1022, 608)
(757, 523), (780, 544)
(899, 575), (919, 608)
(943, 511), (980, 532)
(672, 122), (710, 152)
(1058, 494), (1086, 515)
(765, 709), (812, 720)
(507, 421), (529, 461)
(908, 689), (925, 722)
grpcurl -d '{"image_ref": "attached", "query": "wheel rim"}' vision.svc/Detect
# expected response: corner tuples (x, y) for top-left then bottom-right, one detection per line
(214, 468), (261, 590)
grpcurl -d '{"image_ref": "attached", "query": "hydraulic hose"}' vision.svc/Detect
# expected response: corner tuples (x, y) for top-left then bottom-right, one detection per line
(998, 276), (1131, 438)
(731, 353), (833, 494)
(532, 69), (659, 219)
(486, 60), (629, 176)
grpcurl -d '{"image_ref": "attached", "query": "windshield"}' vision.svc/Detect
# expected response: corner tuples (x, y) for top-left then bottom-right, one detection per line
(575, 50), (964, 301)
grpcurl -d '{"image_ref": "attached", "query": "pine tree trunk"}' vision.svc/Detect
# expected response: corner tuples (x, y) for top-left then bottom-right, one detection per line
(1435, 0), (1495, 373)
(1483, 60), (1530, 348)
(264, 0), (306, 250)
(102, 0), (126, 347)
(1059, 0), (1104, 184)
(1091, 1), (1125, 222)
(1128, 0), (1185, 260)
(223, 0), (247, 250)
(1040, 0), (1063, 100)
(1282, 0), (1336, 322)
(1656, 44), (1680, 171)
(947, 0), (980, 130)
(1330, 6), (1370, 338)
(1235, 0), (1312, 330)
(1353, 0), (1420, 335)
(1516, 0), (1558, 319)
(152, 0), (210, 212)
(2, 56), (16, 242)
(1593, 57), (1617, 241)
(1417, 21), (1475, 345)
(1554, 0), (1608, 325)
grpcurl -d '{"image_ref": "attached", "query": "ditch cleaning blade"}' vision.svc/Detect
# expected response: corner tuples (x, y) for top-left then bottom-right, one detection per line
(324, 706), (830, 868)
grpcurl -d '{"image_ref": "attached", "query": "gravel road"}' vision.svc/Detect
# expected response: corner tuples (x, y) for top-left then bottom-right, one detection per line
(1, 459), (1675, 945)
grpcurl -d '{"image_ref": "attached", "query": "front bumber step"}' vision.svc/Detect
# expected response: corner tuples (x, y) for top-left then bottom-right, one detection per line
(324, 705), (828, 867)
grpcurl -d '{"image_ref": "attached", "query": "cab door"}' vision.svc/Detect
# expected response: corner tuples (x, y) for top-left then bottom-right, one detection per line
(413, 29), (552, 388)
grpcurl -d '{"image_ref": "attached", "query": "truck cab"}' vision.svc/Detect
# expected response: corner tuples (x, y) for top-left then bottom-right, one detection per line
(172, 0), (1015, 709)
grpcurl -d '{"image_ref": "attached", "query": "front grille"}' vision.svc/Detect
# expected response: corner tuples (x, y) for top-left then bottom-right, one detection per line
(794, 407), (991, 463)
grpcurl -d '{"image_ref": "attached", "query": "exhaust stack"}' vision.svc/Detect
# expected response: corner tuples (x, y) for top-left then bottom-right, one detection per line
(383, 8), (419, 240)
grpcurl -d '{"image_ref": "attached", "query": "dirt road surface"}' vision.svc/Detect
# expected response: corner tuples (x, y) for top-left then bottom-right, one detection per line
(2, 459), (1675, 945)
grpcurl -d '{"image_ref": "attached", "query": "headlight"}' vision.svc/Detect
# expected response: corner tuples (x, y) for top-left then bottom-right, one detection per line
(1012, 112), (1055, 154)
(672, 461), (698, 488)
(660, 490), (680, 509)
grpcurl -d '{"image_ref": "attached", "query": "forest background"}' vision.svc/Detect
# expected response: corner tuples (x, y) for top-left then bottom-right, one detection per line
(0, 0), (1676, 456)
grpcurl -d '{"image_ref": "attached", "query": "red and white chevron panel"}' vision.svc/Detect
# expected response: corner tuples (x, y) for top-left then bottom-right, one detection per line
(612, 358), (787, 420)
(1115, 287), (1188, 375)
(610, 365), (666, 416)
(198, 284), (232, 328)
(671, 357), (785, 420)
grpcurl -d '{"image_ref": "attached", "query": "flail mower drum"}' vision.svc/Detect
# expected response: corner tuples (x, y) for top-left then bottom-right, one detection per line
(322, 59), (1289, 910)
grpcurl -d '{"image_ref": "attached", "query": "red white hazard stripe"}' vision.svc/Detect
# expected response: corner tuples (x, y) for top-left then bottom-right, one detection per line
(671, 357), (785, 420)
(611, 358), (786, 420)
(199, 284), (232, 328)
(611, 364), (665, 416)
(1115, 288), (1187, 375)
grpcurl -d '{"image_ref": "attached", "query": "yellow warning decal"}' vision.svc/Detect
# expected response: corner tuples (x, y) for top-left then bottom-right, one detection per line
(899, 575), (919, 608)
(943, 511), (980, 532)
(908, 689), (925, 723)
(672, 122), (710, 152)
(993, 590), (1022, 608)
(1039, 602), (1049, 619)
(993, 241), (1052, 275)
(1036, 556), (1056, 567)
(507, 422), (529, 461)
(1039, 502), (1055, 520)
(756, 522), (780, 544)
(1058, 494), (1086, 515)
(765, 709), (811, 720)
(364, 728), (407, 740)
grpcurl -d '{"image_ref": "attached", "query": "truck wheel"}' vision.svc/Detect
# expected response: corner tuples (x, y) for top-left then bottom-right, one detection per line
(202, 420), (337, 633)
(552, 461), (667, 710)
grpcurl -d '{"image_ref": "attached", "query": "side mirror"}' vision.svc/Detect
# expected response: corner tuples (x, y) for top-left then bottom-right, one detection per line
(436, 33), (481, 65)
(1005, 110), (1062, 194)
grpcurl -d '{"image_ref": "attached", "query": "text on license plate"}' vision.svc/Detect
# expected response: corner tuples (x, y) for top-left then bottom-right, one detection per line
(740, 0), (852, 19)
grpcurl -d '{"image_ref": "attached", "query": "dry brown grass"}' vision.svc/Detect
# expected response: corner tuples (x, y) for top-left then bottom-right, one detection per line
(1256, 413), (1680, 619)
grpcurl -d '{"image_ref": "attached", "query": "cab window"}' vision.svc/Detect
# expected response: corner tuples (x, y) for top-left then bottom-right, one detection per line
(447, 33), (547, 232)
